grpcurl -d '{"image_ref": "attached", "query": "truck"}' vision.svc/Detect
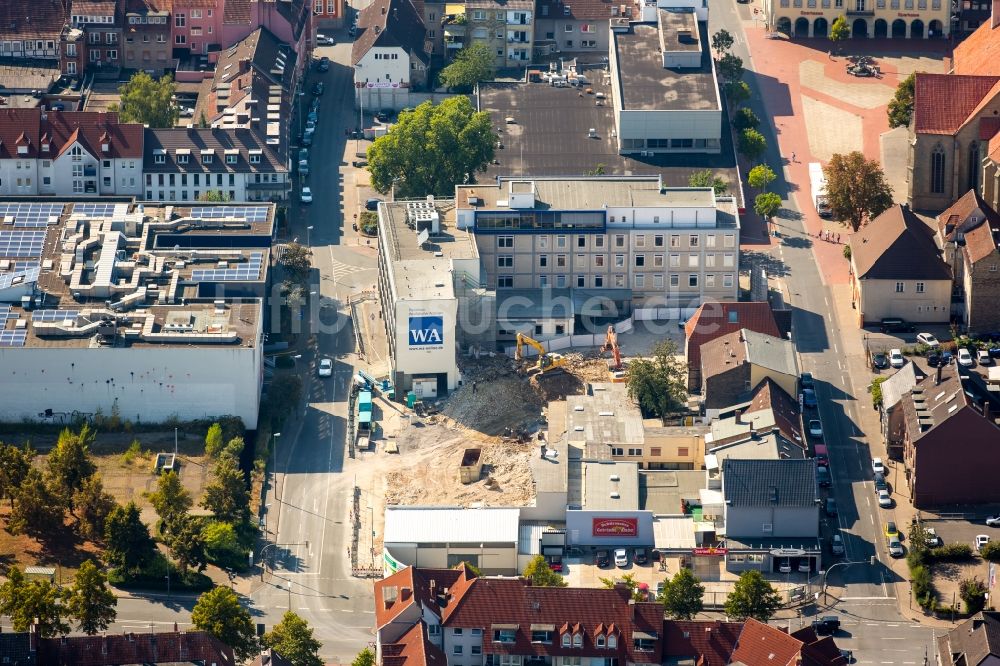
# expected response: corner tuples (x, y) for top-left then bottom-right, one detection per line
(809, 162), (832, 218)
(357, 390), (373, 434)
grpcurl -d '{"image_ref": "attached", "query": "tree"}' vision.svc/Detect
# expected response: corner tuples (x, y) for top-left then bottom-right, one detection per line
(0, 566), (70, 637)
(148, 470), (192, 533)
(586, 164), (608, 176)
(0, 443), (32, 509)
(626, 339), (686, 420)
(522, 555), (568, 587)
(205, 423), (224, 457)
(203, 520), (242, 561)
(658, 568), (705, 620)
(191, 587), (258, 661)
(723, 570), (782, 621)
(754, 192), (782, 220)
(829, 15), (849, 47)
(599, 573), (648, 602)
(8, 468), (65, 536)
(104, 501), (155, 574)
(824, 151), (894, 231)
(888, 72), (916, 129)
(747, 164), (776, 191)
(717, 53), (744, 82)
(723, 81), (751, 108)
(198, 111), (209, 128)
(198, 190), (231, 202)
(738, 129), (767, 161)
(732, 107), (760, 132)
(960, 577), (987, 614)
(688, 169), (728, 196)
(267, 374), (304, 418)
(711, 29), (734, 54)
(66, 560), (117, 635)
(352, 648), (376, 666)
(112, 71), (178, 127)
(47, 425), (97, 508)
(169, 515), (208, 575)
(201, 455), (250, 524)
(367, 97), (496, 197)
(439, 43), (495, 91)
(264, 611), (324, 666)
(279, 242), (312, 284)
(74, 474), (116, 540)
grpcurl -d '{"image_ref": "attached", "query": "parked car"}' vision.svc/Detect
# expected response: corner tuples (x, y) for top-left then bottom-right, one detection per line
(871, 351), (889, 369)
(298, 147), (309, 162)
(817, 465), (831, 488)
(305, 120), (316, 132)
(316, 33), (335, 45)
(925, 528), (941, 547)
(872, 457), (885, 475)
(917, 332), (940, 348)
(308, 110), (319, 123)
(874, 472), (887, 492)
(595, 550), (611, 568)
(977, 349), (992, 365)
(889, 349), (905, 368)
(877, 489), (892, 508)
(633, 548), (648, 565)
(655, 581), (665, 598)
(825, 497), (838, 516)
(977, 535), (991, 552)
(298, 160), (310, 177)
(811, 616), (841, 635)
(302, 132), (313, 147)
(927, 351), (943, 367)
(800, 372), (815, 389)
(317, 58), (330, 72)
(778, 558), (792, 573)
(986, 515), (1000, 527)
(880, 318), (915, 333)
(317, 357), (333, 377)
(830, 534), (845, 555)
(312, 82), (325, 96)
(798, 558), (811, 573)
(365, 198), (383, 211)
(888, 536), (904, 557)
(614, 548), (629, 567)
(300, 186), (313, 203)
(375, 110), (390, 122)
(802, 388), (817, 408)
(884, 521), (899, 538)
(958, 348), (975, 367)
(546, 554), (563, 572)
(808, 419), (823, 439)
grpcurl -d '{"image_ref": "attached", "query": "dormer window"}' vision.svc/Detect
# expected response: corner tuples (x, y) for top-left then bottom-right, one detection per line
(492, 626), (517, 644)
(225, 149), (239, 164)
(573, 633), (582, 648)
(249, 150), (262, 164)
(561, 634), (571, 648)
(18, 145), (28, 155)
(201, 149), (214, 164)
(177, 153), (189, 164)
(153, 149), (166, 164)
(596, 636), (605, 648)
(607, 635), (617, 649)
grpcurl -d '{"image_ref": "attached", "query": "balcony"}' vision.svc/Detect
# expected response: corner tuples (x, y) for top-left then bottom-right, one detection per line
(846, 7), (876, 13)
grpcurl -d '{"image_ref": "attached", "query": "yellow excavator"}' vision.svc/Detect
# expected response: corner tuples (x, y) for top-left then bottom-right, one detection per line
(514, 332), (567, 376)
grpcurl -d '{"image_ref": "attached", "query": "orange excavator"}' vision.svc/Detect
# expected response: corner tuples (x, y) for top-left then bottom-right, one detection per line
(600, 326), (627, 382)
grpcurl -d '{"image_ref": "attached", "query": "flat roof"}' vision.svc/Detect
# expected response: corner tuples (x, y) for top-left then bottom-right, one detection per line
(613, 15), (719, 112)
(478, 77), (737, 185)
(565, 383), (645, 459)
(640, 469), (707, 514)
(384, 506), (521, 544)
(652, 516), (697, 549)
(532, 401), (569, 494)
(458, 177), (719, 211)
(582, 460), (640, 511)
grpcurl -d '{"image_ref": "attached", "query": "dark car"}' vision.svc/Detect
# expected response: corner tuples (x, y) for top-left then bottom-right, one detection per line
(375, 110), (390, 123)
(633, 548), (648, 565)
(365, 198), (383, 211)
(811, 616), (841, 635)
(312, 82), (325, 96)
(872, 352), (888, 369)
(825, 497), (838, 517)
(874, 472), (887, 492)
(880, 318), (916, 333)
(317, 57), (330, 72)
(595, 550), (611, 568)
(817, 465), (831, 488)
(802, 388), (817, 408)
(927, 351), (942, 367)
(546, 554), (563, 572)
(800, 372), (815, 390)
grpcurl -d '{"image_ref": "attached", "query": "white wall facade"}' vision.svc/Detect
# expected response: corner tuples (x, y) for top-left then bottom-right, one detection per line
(616, 109), (722, 154)
(141, 171), (289, 202)
(392, 296), (461, 391)
(0, 151), (142, 197)
(0, 344), (262, 427)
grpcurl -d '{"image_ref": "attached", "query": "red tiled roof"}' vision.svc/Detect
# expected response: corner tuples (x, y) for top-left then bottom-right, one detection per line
(37, 631), (236, 666)
(535, 0), (637, 22)
(0, 0), (69, 39)
(745, 377), (803, 447)
(913, 73), (1000, 134)
(662, 620), (741, 666)
(730, 619), (801, 666)
(383, 622), (449, 666)
(224, 0), (252, 24)
(980, 115), (1000, 141)
(937, 189), (1000, 265)
(0, 109), (142, 160)
(441, 578), (664, 663)
(75, 0), (120, 15)
(991, 131), (1000, 162)
(685, 301), (780, 386)
(953, 20), (1000, 76)
(374, 566), (469, 629)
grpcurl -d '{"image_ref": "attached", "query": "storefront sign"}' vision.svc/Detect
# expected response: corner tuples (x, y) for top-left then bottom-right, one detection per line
(592, 517), (638, 537)
(693, 547), (728, 556)
(769, 548), (806, 557)
(384, 550), (403, 574)
(408, 314), (444, 349)
(897, 12), (920, 16)
(801, 11), (824, 14)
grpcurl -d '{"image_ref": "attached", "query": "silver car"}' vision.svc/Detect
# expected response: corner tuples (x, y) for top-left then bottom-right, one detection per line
(888, 536), (904, 557)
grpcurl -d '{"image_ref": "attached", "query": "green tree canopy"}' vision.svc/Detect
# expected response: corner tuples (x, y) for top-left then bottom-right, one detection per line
(723, 570), (782, 621)
(367, 97), (496, 198)
(830, 15), (849, 43)
(279, 243), (312, 284)
(754, 192), (782, 220)
(74, 474), (116, 540)
(599, 573), (648, 602)
(747, 164), (776, 191)
(824, 151), (894, 231)
(0, 442), (32, 509)
(198, 190), (232, 202)
(717, 53), (744, 82)
(113, 72), (179, 127)
(264, 611), (324, 666)
(9, 468), (65, 537)
(440, 43), (496, 91)
(723, 81), (751, 108)
(353, 648), (376, 666)
(104, 501), (155, 574)
(733, 107), (760, 132)
(626, 339), (687, 421)
(169, 515), (208, 575)
(711, 29), (734, 54)
(658, 568), (705, 620)
(201, 455), (250, 524)
(148, 470), (192, 532)
(738, 128), (767, 161)
(688, 169), (728, 196)
(888, 72), (916, 129)
(66, 560), (117, 635)
(47, 425), (97, 507)
(0, 566), (70, 637)
(205, 423), (224, 456)
(522, 555), (568, 587)
(191, 587), (259, 661)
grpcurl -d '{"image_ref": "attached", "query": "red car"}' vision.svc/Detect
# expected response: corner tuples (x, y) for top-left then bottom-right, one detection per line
(546, 555), (563, 572)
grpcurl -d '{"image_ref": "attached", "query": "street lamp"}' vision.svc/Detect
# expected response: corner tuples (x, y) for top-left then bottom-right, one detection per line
(266, 432), (281, 536)
(287, 581), (293, 611)
(307, 225), (314, 246)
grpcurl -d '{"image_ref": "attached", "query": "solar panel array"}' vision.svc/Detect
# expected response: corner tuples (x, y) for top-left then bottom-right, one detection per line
(0, 267), (40, 290)
(2, 260), (39, 273)
(189, 206), (269, 222)
(31, 309), (81, 322)
(0, 203), (63, 228)
(191, 252), (264, 282)
(0, 330), (27, 347)
(72, 202), (118, 218)
(0, 305), (11, 321)
(0, 230), (46, 258)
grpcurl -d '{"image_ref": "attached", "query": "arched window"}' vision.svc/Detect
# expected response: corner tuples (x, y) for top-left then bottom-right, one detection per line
(608, 634), (618, 649)
(931, 144), (946, 194)
(573, 633), (582, 648)
(969, 141), (981, 192)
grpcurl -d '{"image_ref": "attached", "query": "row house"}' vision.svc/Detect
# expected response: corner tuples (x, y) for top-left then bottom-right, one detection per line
(351, 0), (430, 110)
(313, 0), (346, 30)
(0, 0), (68, 61)
(124, 0), (173, 73)
(223, 0), (313, 76)
(0, 109), (143, 197)
(465, 0), (534, 67)
(142, 127), (289, 202)
(172, 0), (225, 58)
(71, 0), (124, 74)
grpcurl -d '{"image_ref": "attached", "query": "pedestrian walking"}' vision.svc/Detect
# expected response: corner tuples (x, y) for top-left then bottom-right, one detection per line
(791, 151), (796, 163)
(472, 381), (478, 394)
(836, 233), (841, 243)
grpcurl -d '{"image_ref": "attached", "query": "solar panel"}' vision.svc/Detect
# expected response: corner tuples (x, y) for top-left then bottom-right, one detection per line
(0, 330), (26, 347)
(190, 252), (264, 282)
(32, 309), (81, 322)
(0, 267), (40, 289)
(0, 305), (11, 320)
(72, 203), (119, 218)
(0, 230), (46, 258)
(0, 203), (63, 228)
(2, 261), (39, 273)
(189, 206), (269, 223)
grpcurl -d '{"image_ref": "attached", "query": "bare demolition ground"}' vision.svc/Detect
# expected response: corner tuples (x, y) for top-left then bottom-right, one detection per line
(352, 354), (610, 549)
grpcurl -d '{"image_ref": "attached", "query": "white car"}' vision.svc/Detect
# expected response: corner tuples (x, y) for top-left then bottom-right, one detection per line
(301, 186), (313, 203)
(317, 357), (333, 377)
(808, 419), (823, 439)
(917, 333), (940, 348)
(986, 515), (1000, 527)
(925, 528), (941, 547)
(977, 349), (992, 365)
(614, 548), (628, 567)
(888, 536), (904, 557)
(976, 534), (991, 552)
(316, 33), (335, 45)
(872, 457), (885, 476)
(889, 349), (905, 368)
(877, 489), (892, 508)
(778, 558), (792, 573)
(958, 348), (974, 367)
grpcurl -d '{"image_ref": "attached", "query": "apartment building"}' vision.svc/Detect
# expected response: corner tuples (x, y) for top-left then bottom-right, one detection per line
(313, 0), (347, 29)
(142, 127), (290, 202)
(535, 0), (637, 55)
(0, 109), (143, 198)
(124, 0), (173, 73)
(351, 0), (430, 110)
(0, 0), (67, 62)
(763, 0), (950, 37)
(455, 176), (740, 313)
(172, 0), (225, 56)
(72, 0), (124, 73)
(465, 0), (534, 67)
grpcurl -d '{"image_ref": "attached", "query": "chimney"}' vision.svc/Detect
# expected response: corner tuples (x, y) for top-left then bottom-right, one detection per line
(628, 598), (636, 620)
(381, 5), (387, 13)
(936, 363), (943, 386)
